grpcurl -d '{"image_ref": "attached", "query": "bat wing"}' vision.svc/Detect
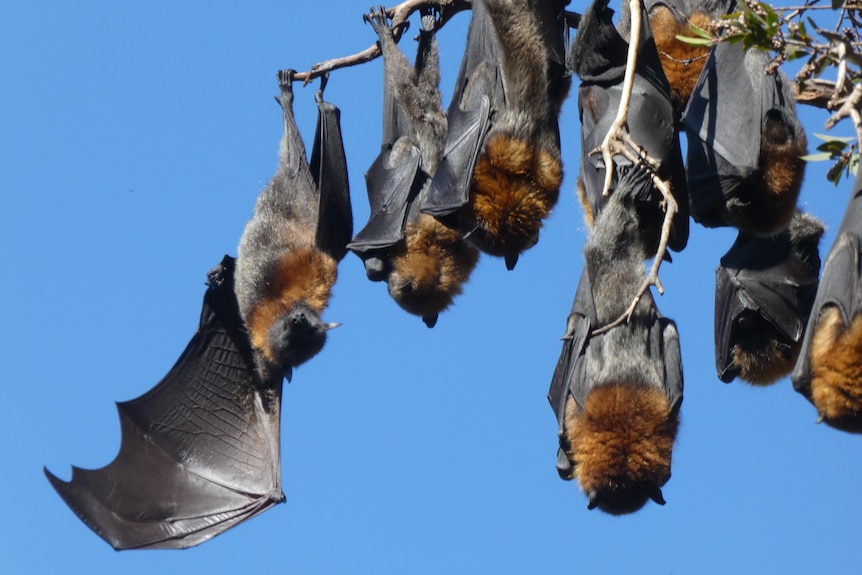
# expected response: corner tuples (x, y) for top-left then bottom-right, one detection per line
(548, 271), (597, 479)
(683, 40), (800, 228)
(422, 0), (498, 217)
(715, 224), (821, 382)
(311, 93), (353, 262)
(792, 183), (862, 397)
(656, 317), (684, 410)
(44, 256), (285, 550)
(347, 143), (420, 251)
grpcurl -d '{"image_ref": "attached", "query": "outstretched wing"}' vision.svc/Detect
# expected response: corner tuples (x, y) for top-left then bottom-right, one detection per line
(45, 256), (285, 550)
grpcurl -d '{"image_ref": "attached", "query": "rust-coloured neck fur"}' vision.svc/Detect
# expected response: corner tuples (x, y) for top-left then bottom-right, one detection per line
(651, 9), (714, 120)
(468, 133), (562, 256)
(565, 382), (678, 506)
(247, 247), (337, 363)
(810, 306), (862, 432)
(388, 214), (478, 317)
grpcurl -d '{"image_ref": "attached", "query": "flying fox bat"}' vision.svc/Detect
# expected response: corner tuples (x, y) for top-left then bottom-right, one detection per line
(549, 168), (683, 514)
(44, 72), (353, 549)
(422, 0), (570, 270)
(715, 211), (823, 385)
(643, 0), (736, 120)
(236, 70), (352, 383)
(347, 7), (478, 328)
(792, 171), (862, 433)
(44, 257), (285, 550)
(683, 40), (806, 235)
(569, 0), (689, 253)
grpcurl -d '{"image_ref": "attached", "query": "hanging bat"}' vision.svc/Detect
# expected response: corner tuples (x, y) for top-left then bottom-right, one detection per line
(549, 167), (683, 514)
(236, 70), (352, 383)
(714, 210), (823, 385)
(569, 0), (689, 253)
(682, 39), (806, 235)
(792, 171), (862, 433)
(422, 0), (570, 270)
(644, 0), (736, 120)
(347, 7), (478, 328)
(45, 257), (283, 550)
(44, 72), (353, 549)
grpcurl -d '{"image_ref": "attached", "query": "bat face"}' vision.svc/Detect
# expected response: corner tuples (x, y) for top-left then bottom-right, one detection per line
(571, 0), (689, 253)
(714, 211), (823, 385)
(236, 71), (352, 380)
(683, 40), (806, 235)
(422, 0), (570, 269)
(348, 8), (478, 326)
(793, 175), (862, 433)
(45, 257), (286, 550)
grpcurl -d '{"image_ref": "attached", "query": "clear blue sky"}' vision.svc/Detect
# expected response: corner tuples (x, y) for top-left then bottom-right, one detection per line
(3, 1), (859, 573)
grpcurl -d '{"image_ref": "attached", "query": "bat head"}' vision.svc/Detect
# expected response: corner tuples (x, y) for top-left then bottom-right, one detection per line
(267, 302), (339, 381)
(587, 482), (667, 515)
(386, 214), (478, 324)
(721, 310), (802, 385)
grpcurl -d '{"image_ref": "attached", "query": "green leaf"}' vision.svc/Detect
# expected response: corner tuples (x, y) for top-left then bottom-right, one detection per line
(801, 152), (834, 162)
(675, 35), (714, 46)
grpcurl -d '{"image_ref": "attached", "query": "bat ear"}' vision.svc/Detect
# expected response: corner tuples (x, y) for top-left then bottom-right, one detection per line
(505, 253), (519, 271)
(648, 485), (667, 506)
(324, 322), (341, 331)
(587, 490), (601, 510)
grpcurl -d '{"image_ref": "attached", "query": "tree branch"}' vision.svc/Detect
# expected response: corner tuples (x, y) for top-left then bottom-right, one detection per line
(291, 0), (472, 84)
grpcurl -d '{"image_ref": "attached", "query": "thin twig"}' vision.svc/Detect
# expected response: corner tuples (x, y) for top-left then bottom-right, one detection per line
(594, 0), (643, 197)
(291, 0), (472, 84)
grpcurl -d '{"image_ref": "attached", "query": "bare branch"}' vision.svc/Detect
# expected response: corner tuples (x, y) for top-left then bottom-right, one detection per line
(291, 0), (472, 84)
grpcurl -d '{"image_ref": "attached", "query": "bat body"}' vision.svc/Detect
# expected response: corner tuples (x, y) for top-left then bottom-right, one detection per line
(348, 8), (478, 328)
(45, 73), (353, 549)
(570, 0), (689, 253)
(549, 168), (683, 514)
(682, 39), (806, 235)
(792, 172), (862, 433)
(422, 0), (570, 270)
(236, 71), (352, 382)
(45, 257), (285, 550)
(714, 211), (823, 385)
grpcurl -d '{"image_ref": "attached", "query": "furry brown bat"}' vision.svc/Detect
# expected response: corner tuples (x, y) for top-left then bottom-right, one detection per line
(348, 7), (478, 328)
(422, 0), (571, 270)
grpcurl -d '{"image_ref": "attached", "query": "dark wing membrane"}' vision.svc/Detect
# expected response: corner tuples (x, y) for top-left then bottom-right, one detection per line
(422, 0), (498, 216)
(347, 143), (420, 251)
(657, 317), (684, 410)
(683, 41), (766, 225)
(549, 270), (597, 420)
(45, 256), (285, 550)
(792, 183), (862, 395)
(311, 98), (353, 262)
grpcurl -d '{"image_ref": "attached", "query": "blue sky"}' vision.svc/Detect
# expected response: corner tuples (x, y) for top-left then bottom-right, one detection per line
(3, 1), (859, 573)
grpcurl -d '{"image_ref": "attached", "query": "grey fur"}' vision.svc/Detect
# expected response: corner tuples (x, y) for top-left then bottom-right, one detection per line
(236, 75), (319, 321)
